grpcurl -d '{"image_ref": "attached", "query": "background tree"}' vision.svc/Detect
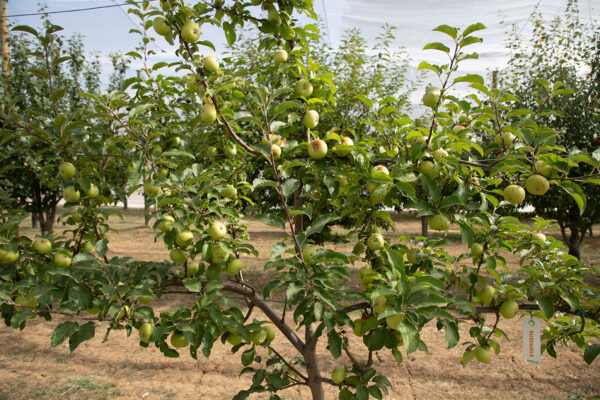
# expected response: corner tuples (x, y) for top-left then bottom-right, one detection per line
(500, 0), (600, 258)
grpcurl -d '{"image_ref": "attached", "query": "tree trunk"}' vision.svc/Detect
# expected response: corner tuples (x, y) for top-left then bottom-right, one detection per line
(32, 213), (38, 228)
(123, 195), (128, 211)
(421, 216), (428, 237)
(304, 325), (325, 400)
(558, 221), (584, 261)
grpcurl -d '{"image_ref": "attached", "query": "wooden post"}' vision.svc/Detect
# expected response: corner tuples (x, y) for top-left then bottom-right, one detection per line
(0, 0), (9, 78)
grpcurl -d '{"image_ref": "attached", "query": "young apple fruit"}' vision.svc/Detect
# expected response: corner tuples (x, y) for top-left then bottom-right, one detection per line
(499, 299), (519, 319)
(534, 160), (554, 178)
(433, 149), (448, 162)
(203, 55), (219, 73)
(53, 252), (72, 268)
(478, 285), (496, 304)
(263, 325), (275, 342)
(271, 144), (282, 158)
(181, 20), (201, 43)
(422, 89), (440, 108)
(87, 183), (99, 198)
(532, 232), (546, 242)
(274, 49), (288, 65)
(474, 346), (492, 363)
(227, 333), (242, 346)
(503, 185), (526, 205)
(221, 184), (237, 199)
(59, 162), (76, 179)
(187, 261), (200, 277)
(157, 215), (175, 233)
(224, 144), (237, 156)
(227, 258), (244, 275)
(0, 249), (19, 265)
(143, 181), (161, 197)
(175, 230), (194, 247)
(32, 238), (52, 255)
(170, 249), (187, 265)
(331, 366), (347, 385)
(170, 333), (188, 348)
(371, 165), (389, 178)
(367, 233), (385, 251)
(418, 161), (438, 179)
(295, 79), (313, 97)
(428, 214), (450, 231)
(81, 241), (94, 253)
(63, 186), (80, 203)
(139, 323), (154, 343)
(525, 174), (550, 195)
(201, 103), (217, 124)
(308, 139), (327, 160)
(303, 110), (319, 129)
(372, 295), (386, 314)
(251, 329), (267, 345)
(494, 132), (516, 146)
(153, 17), (170, 36)
(211, 246), (229, 263)
(471, 243), (484, 257)
(333, 136), (353, 156)
(209, 221), (227, 240)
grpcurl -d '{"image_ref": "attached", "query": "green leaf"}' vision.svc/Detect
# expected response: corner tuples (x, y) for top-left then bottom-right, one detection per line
(304, 214), (339, 238)
(433, 24), (457, 38)
(417, 61), (440, 76)
(558, 180), (586, 215)
(453, 74), (484, 85)
(69, 322), (95, 352)
(327, 331), (342, 358)
(355, 94), (373, 109)
(536, 295), (555, 319)
(423, 42), (450, 53)
(463, 22), (486, 37)
(51, 321), (78, 348)
(241, 348), (255, 366)
(281, 179), (300, 198)
(584, 344), (600, 365)
(459, 36), (483, 47)
(95, 239), (108, 258)
(442, 320), (459, 348)
(254, 214), (285, 230)
(12, 25), (39, 37)
(182, 278), (203, 293)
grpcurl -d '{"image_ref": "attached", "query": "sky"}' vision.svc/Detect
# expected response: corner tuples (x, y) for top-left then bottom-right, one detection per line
(6, 0), (600, 93)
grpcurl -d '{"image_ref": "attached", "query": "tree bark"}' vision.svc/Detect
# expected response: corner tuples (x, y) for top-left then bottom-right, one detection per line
(32, 213), (38, 228)
(304, 325), (325, 400)
(421, 216), (428, 237)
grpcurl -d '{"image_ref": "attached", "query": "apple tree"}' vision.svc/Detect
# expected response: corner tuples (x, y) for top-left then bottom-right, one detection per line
(1, 2), (600, 400)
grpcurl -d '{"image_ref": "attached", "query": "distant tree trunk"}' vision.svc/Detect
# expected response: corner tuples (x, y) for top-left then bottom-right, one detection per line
(421, 216), (428, 237)
(558, 221), (584, 261)
(32, 213), (38, 228)
(33, 179), (58, 235)
(123, 194), (128, 211)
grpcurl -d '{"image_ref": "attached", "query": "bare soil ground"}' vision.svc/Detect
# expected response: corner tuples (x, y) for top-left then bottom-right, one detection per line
(1, 210), (599, 400)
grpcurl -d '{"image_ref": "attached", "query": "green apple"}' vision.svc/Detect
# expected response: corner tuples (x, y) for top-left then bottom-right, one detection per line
(474, 346), (491, 363)
(308, 139), (327, 160)
(158, 215), (175, 233)
(32, 238), (52, 255)
(14, 294), (37, 312)
(367, 233), (385, 251)
(143, 181), (161, 197)
(352, 319), (363, 336)
(471, 243), (484, 257)
(303, 110), (319, 129)
(274, 49), (288, 65)
(499, 299), (519, 319)
(181, 20), (201, 43)
(209, 221), (227, 240)
(53, 252), (72, 268)
(418, 160), (438, 179)
(385, 146), (399, 158)
(525, 174), (550, 195)
(139, 323), (154, 343)
(295, 79), (313, 97)
(331, 366), (346, 384)
(227, 258), (244, 275)
(371, 165), (389, 178)
(203, 55), (219, 73)
(271, 144), (282, 158)
(457, 113), (470, 124)
(453, 125), (466, 135)
(267, 8), (282, 24)
(428, 214), (450, 231)
(251, 329), (267, 345)
(86, 306), (98, 315)
(227, 333), (242, 346)
(478, 285), (496, 304)
(302, 245), (316, 262)
(175, 230), (194, 247)
(71, 209), (82, 223)
(138, 289), (153, 304)
(494, 132), (516, 146)
(59, 162), (76, 179)
(153, 17), (170, 36)
(201, 103), (217, 124)
(170, 248), (187, 264)
(224, 143), (237, 156)
(211, 246), (229, 263)
(433, 149), (448, 162)
(358, 266), (372, 280)
(263, 325), (275, 342)
(187, 261), (200, 276)
(0, 249), (19, 264)
(535, 160), (554, 178)
(385, 314), (404, 330)
(333, 136), (353, 156)
(160, 0), (171, 11)
(207, 146), (218, 156)
(156, 167), (169, 178)
(81, 240), (94, 253)
(503, 185), (526, 205)
(422, 89), (440, 108)
(87, 183), (99, 198)
(372, 295), (386, 314)
(222, 184), (237, 198)
(63, 186), (80, 203)
(532, 232), (546, 242)
(170, 333), (188, 348)
(116, 305), (130, 321)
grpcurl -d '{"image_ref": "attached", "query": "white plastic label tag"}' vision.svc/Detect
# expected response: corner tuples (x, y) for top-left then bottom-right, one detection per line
(523, 317), (542, 364)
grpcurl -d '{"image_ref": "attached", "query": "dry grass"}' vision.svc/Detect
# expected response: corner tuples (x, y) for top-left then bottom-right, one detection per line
(1, 209), (599, 400)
